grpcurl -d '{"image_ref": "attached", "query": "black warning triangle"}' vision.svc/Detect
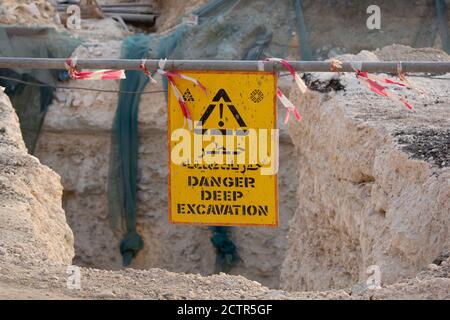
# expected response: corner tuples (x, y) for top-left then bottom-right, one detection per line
(183, 88), (194, 101)
(195, 89), (247, 135)
(212, 88), (231, 102)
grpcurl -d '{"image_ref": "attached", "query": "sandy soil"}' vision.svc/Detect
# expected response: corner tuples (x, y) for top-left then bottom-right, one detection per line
(1, 254), (449, 299)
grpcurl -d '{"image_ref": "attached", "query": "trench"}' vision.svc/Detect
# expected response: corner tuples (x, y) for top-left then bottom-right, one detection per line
(33, 126), (299, 289)
(3, 0), (448, 293)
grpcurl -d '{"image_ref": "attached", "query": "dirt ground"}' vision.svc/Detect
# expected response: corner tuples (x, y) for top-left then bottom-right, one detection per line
(1, 253), (449, 300)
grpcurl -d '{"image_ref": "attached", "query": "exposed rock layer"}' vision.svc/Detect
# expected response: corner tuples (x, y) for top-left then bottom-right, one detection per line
(281, 46), (450, 291)
(0, 89), (74, 266)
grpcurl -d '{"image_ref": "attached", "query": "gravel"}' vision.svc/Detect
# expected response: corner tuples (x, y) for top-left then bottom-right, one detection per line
(395, 128), (450, 168)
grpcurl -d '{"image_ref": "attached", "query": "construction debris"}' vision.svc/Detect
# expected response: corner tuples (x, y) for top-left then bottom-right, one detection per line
(0, 0), (58, 26)
(56, 1), (158, 25)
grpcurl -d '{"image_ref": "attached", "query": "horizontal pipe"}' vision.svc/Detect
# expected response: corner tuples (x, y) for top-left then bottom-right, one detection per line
(59, 13), (156, 24)
(0, 58), (449, 73)
(103, 13), (156, 23)
(56, 6), (156, 15)
(56, 3), (154, 8)
(99, 4), (155, 8)
(100, 8), (156, 14)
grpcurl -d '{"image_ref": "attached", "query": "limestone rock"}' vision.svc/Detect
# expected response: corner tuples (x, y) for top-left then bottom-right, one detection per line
(280, 46), (450, 291)
(0, 89), (74, 266)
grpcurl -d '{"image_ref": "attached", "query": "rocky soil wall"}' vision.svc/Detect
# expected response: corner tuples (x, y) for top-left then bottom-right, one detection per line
(0, 88), (74, 267)
(280, 46), (450, 291)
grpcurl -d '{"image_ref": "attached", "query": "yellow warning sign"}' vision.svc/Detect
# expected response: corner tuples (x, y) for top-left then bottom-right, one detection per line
(168, 71), (278, 227)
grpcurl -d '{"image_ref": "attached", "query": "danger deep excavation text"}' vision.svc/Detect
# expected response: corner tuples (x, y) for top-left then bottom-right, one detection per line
(177, 203), (269, 216)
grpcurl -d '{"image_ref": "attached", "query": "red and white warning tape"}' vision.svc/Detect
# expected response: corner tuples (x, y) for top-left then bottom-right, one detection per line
(396, 63), (426, 95)
(351, 62), (414, 111)
(356, 71), (414, 111)
(64, 56), (423, 126)
(65, 58), (125, 80)
(330, 59), (343, 73)
(277, 88), (302, 123)
(263, 58), (309, 124)
(265, 58), (308, 94)
(139, 59), (158, 84)
(140, 59), (208, 130)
